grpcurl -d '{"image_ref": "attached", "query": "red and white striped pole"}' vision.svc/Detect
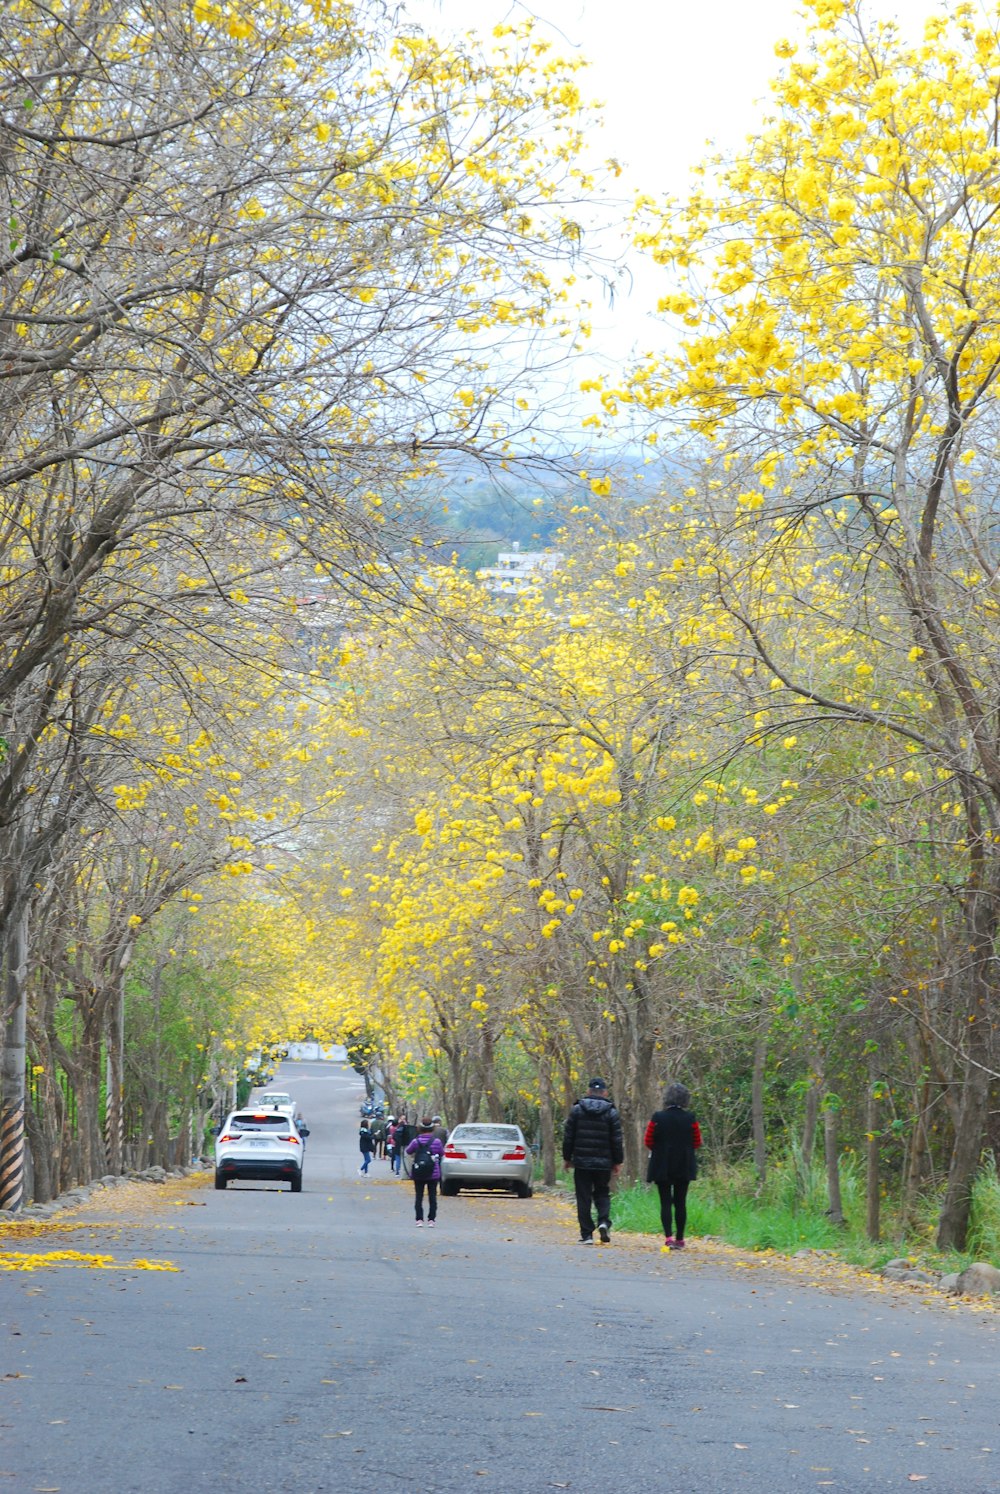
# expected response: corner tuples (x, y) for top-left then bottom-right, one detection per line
(1, 907), (29, 1213)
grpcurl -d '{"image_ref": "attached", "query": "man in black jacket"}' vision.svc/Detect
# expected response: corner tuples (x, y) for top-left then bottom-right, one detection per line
(563, 1077), (624, 1244)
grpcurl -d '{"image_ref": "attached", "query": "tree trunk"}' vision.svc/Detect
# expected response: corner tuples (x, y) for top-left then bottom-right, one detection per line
(484, 1085), (504, 1122)
(480, 1026), (504, 1121)
(105, 978), (125, 1175)
(538, 1059), (556, 1185)
(796, 1069), (821, 1199)
(606, 1036), (657, 1184)
(937, 1061), (989, 1251)
(801, 1076), (820, 1167)
(617, 1093), (642, 1183)
(751, 1029), (768, 1186)
(865, 1064), (880, 1243)
(824, 1105), (845, 1227)
(901, 1045), (932, 1228)
(152, 1097), (170, 1167)
(23, 1090), (53, 1203)
(628, 971), (657, 1183)
(443, 1041), (471, 1125)
(75, 1009), (107, 1182)
(60, 1096), (79, 1193)
(937, 883), (997, 1251)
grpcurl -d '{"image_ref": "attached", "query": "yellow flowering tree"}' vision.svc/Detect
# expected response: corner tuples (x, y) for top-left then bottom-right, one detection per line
(0, 0), (601, 1205)
(319, 534), (802, 1175)
(624, 0), (1000, 1245)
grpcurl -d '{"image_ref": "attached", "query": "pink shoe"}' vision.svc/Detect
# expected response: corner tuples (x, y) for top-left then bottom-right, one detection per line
(416, 1219), (423, 1227)
(663, 1236), (675, 1247)
(670, 1238), (686, 1250)
(428, 1220), (435, 1228)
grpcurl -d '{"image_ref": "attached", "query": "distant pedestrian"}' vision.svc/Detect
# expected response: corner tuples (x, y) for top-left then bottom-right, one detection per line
(562, 1078), (624, 1245)
(644, 1082), (701, 1250)
(358, 1120), (375, 1174)
(405, 1116), (444, 1227)
(389, 1114), (409, 1175)
(395, 1114), (414, 1175)
(371, 1116), (386, 1159)
(431, 1115), (448, 1145)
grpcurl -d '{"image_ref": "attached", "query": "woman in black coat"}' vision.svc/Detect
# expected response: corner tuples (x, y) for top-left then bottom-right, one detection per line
(644, 1082), (701, 1250)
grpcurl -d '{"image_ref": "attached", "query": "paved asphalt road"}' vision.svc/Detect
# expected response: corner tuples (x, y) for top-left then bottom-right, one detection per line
(3, 1061), (1000, 1493)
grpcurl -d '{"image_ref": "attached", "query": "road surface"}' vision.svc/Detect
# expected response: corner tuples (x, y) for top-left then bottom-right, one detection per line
(2, 1060), (998, 1492)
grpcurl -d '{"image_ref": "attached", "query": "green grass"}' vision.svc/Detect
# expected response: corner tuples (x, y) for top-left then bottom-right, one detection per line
(599, 1157), (1000, 1277)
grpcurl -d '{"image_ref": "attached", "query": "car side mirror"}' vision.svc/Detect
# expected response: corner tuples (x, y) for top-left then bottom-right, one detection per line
(212, 1124), (221, 1135)
(299, 1126), (310, 1137)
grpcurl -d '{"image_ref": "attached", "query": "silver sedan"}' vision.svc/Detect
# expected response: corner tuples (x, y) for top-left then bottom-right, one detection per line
(440, 1123), (534, 1197)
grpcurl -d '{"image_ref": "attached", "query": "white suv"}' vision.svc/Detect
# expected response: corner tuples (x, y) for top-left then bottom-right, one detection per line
(214, 1109), (306, 1191)
(254, 1091), (307, 1136)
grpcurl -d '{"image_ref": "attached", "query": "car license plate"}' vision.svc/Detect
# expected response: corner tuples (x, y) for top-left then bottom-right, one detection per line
(248, 1137), (269, 1147)
(474, 1149), (499, 1160)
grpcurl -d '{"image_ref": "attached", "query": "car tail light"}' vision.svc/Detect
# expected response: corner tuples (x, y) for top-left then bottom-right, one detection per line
(502, 1146), (527, 1160)
(219, 1133), (238, 1142)
(280, 1134), (300, 1144)
(444, 1145), (467, 1159)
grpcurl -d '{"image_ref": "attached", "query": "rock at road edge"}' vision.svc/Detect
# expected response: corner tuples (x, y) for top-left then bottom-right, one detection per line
(955, 1262), (1000, 1296)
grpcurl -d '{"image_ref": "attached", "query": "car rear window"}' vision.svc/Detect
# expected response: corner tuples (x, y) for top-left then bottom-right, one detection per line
(230, 1114), (294, 1130)
(450, 1125), (521, 1142)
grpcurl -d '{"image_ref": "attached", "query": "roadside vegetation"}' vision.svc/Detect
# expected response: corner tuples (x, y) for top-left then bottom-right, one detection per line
(606, 1165), (1000, 1276)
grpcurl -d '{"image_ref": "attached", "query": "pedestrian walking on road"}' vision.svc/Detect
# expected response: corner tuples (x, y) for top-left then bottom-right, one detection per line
(405, 1117), (444, 1226)
(562, 1077), (624, 1245)
(387, 1115), (399, 1173)
(371, 1115), (386, 1159)
(644, 1082), (701, 1250)
(358, 1120), (375, 1174)
(394, 1114), (415, 1175)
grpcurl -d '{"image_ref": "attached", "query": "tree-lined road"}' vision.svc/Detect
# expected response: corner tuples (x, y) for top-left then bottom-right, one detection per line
(3, 1062), (998, 1492)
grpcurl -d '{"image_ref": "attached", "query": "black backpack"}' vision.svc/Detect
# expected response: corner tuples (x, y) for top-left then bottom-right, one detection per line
(411, 1137), (436, 1180)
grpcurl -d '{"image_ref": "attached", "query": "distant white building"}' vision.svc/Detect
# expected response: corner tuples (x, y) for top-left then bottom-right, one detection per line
(285, 1041), (348, 1062)
(477, 541), (563, 598)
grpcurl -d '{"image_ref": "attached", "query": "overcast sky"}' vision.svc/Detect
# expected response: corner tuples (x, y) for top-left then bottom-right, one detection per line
(404, 0), (930, 372)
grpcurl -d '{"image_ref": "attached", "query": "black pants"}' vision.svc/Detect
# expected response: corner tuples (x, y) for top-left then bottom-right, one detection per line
(656, 1178), (689, 1240)
(414, 1178), (438, 1221)
(574, 1168), (611, 1239)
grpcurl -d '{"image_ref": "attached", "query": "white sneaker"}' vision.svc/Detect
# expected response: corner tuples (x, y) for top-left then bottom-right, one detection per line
(428, 1220), (435, 1228)
(416, 1219), (424, 1227)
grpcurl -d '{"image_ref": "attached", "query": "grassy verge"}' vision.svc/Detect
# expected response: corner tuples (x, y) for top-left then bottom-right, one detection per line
(578, 1157), (1000, 1278)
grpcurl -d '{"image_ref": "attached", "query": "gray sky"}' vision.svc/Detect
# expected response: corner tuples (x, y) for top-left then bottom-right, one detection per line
(409, 0), (816, 187)
(405, 0), (930, 375)
(406, 0), (813, 363)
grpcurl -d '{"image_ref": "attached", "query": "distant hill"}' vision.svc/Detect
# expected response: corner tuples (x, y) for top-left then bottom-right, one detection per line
(415, 444), (669, 570)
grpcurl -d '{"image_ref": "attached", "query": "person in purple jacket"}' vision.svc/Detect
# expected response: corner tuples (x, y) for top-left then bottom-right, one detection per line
(405, 1116), (445, 1227)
